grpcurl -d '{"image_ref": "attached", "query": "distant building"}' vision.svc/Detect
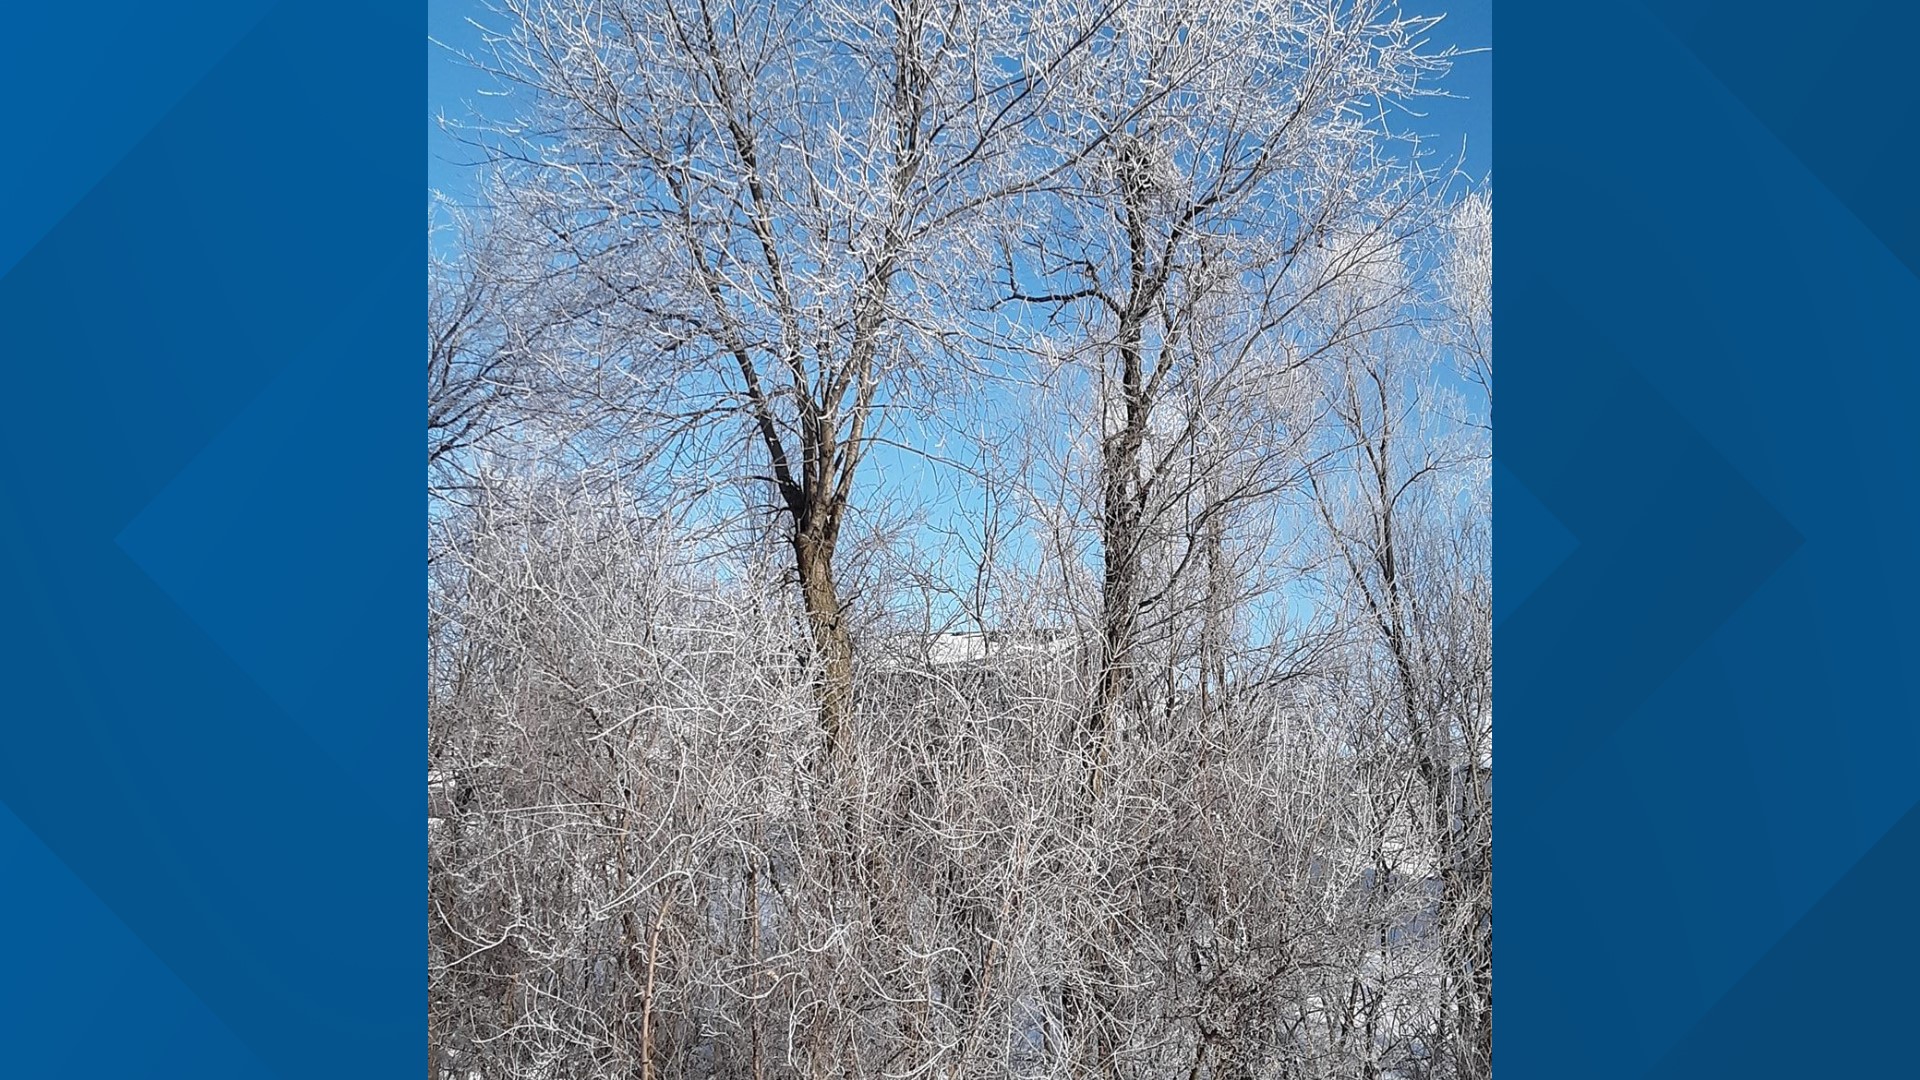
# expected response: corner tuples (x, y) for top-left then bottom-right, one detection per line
(921, 627), (1076, 667)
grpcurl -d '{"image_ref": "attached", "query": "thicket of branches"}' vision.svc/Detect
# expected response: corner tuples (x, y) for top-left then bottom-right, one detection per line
(429, 1), (1490, 1077)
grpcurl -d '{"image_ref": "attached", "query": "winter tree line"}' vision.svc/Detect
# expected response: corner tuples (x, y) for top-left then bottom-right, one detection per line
(427, 0), (1490, 1077)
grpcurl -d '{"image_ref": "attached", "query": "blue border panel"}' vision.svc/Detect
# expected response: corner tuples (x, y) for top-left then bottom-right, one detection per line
(1, 3), (414, 1077)
(1505, 1), (1920, 1076)
(8, 0), (1919, 1076)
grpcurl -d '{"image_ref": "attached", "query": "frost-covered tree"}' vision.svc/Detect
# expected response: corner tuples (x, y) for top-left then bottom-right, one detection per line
(429, 2), (1491, 1077)
(445, 0), (1123, 744)
(987, 0), (1452, 755)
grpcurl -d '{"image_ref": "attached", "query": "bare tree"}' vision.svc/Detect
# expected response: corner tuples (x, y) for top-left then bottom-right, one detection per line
(429, 4), (1491, 1078)
(428, 461), (1483, 1078)
(446, 0), (1127, 745)
(988, 0), (1451, 762)
(429, 201), (528, 494)
(1307, 231), (1491, 1076)
(1437, 188), (1491, 412)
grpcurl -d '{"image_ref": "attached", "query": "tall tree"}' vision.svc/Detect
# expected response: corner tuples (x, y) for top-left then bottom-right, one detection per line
(993, 0), (1449, 758)
(1308, 216), (1492, 1075)
(430, 4), (1492, 1077)
(457, 0), (1109, 744)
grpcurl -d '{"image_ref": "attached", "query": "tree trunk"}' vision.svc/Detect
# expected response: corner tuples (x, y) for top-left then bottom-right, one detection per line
(1092, 305), (1151, 760)
(794, 529), (853, 752)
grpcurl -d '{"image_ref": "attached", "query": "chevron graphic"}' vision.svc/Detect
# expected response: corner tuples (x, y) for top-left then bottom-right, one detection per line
(1500, 2), (1920, 1076)
(0, 4), (415, 1076)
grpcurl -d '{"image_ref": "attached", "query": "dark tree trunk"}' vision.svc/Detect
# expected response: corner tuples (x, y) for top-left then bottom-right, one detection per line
(793, 524), (852, 752)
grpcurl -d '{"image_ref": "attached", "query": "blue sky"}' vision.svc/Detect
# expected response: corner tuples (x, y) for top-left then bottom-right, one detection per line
(1416, 1), (1493, 181)
(425, 0), (1493, 628)
(426, 0), (500, 203)
(429, 1), (1491, 202)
